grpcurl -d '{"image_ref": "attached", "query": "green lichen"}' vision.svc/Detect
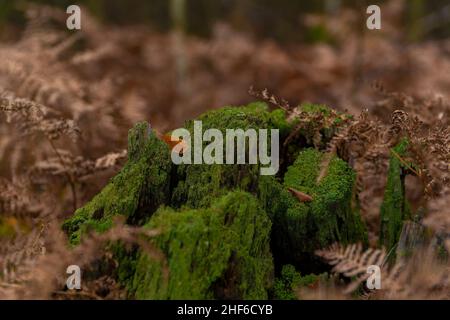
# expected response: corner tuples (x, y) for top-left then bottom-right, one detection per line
(301, 103), (351, 143)
(62, 122), (172, 245)
(259, 149), (367, 265)
(379, 139), (412, 251)
(297, 103), (353, 124)
(129, 191), (273, 300)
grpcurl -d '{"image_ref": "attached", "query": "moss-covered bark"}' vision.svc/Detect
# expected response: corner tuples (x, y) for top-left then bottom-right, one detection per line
(281, 103), (352, 167)
(63, 122), (173, 245)
(129, 191), (273, 299)
(379, 139), (412, 251)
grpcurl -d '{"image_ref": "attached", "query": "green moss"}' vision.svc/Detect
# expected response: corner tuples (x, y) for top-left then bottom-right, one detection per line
(273, 264), (326, 300)
(259, 149), (367, 264)
(259, 175), (311, 255)
(192, 102), (289, 134)
(61, 102), (370, 299)
(273, 264), (302, 300)
(299, 103), (333, 117)
(379, 139), (412, 251)
(285, 149), (366, 246)
(172, 102), (288, 209)
(129, 191), (273, 300)
(284, 104), (352, 156)
(62, 122), (173, 245)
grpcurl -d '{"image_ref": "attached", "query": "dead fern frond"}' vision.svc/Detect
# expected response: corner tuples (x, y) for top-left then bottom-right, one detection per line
(315, 243), (388, 294)
(30, 149), (127, 181)
(316, 243), (449, 299)
(248, 86), (292, 111)
(0, 91), (81, 141)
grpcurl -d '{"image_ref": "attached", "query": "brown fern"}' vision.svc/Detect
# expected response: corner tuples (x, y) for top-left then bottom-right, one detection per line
(316, 243), (449, 299)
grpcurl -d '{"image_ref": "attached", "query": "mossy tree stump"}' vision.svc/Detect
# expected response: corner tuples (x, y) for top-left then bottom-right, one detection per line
(63, 102), (368, 299)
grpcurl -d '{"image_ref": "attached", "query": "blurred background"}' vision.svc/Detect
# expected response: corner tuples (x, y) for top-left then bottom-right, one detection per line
(1, 0), (449, 128)
(2, 0), (450, 40)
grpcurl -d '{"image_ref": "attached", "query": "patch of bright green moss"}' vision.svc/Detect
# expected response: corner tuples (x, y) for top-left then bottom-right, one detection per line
(273, 264), (302, 300)
(259, 149), (367, 264)
(379, 139), (412, 251)
(172, 102), (289, 209)
(129, 191), (273, 300)
(284, 103), (353, 158)
(300, 103), (333, 117)
(273, 264), (326, 300)
(62, 122), (172, 245)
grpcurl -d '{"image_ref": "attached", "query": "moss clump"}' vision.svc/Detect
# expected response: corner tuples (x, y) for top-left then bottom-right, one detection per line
(259, 149), (367, 265)
(283, 103), (352, 164)
(63, 122), (173, 245)
(171, 102), (289, 209)
(284, 149), (366, 246)
(273, 264), (302, 300)
(297, 103), (352, 124)
(299, 103), (333, 116)
(129, 191), (273, 300)
(273, 264), (325, 300)
(299, 104), (352, 143)
(379, 139), (413, 251)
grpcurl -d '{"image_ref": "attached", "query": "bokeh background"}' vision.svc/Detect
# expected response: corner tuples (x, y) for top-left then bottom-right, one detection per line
(1, 1), (449, 131)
